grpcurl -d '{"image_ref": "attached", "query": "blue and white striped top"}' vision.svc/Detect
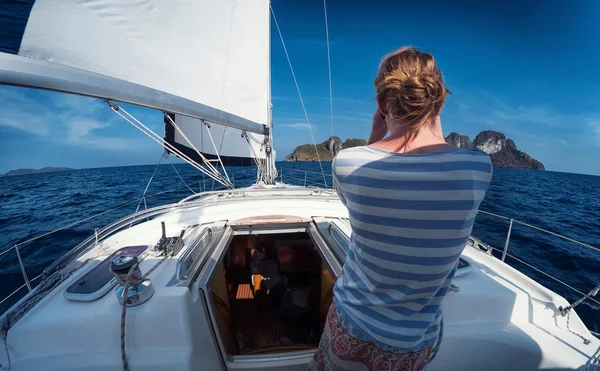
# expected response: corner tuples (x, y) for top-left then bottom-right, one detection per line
(332, 145), (493, 352)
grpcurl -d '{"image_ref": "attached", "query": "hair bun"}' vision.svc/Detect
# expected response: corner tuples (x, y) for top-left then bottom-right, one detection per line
(420, 74), (444, 101)
(374, 47), (449, 132)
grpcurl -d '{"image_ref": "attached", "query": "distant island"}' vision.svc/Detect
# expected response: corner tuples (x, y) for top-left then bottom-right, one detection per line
(284, 137), (366, 162)
(284, 130), (545, 170)
(445, 130), (545, 170)
(2, 167), (73, 177)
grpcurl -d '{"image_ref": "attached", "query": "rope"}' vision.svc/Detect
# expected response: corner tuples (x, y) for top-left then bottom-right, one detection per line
(242, 131), (267, 182)
(163, 114), (233, 188)
(120, 253), (170, 371)
(271, 6), (328, 188)
(0, 274), (42, 307)
(201, 120), (232, 185)
(109, 103), (193, 167)
(565, 310), (591, 345)
(2, 271), (71, 369)
(3, 336), (9, 370)
(323, 0), (334, 142)
(107, 101), (232, 189)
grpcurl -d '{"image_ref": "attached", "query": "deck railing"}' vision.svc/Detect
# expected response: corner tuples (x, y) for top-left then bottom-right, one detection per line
(0, 185), (191, 310)
(470, 210), (600, 308)
(1, 177), (599, 326)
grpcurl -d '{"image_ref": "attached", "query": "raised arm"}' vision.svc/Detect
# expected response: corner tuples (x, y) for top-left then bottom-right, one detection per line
(368, 109), (388, 144)
(331, 157), (347, 206)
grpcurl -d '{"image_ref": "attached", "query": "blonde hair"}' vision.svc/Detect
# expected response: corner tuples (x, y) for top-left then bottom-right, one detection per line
(375, 46), (449, 134)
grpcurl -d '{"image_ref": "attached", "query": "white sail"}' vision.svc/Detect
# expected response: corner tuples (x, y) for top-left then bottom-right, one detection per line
(0, 0), (270, 163)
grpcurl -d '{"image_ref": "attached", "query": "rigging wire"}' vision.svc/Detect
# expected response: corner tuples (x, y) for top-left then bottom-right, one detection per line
(242, 131), (267, 183)
(132, 152), (166, 217)
(271, 5), (328, 188)
(199, 120), (232, 185)
(323, 0), (334, 142)
(166, 155), (197, 194)
(106, 101), (233, 189)
(0, 184), (193, 259)
(108, 103), (209, 175)
(164, 114), (233, 187)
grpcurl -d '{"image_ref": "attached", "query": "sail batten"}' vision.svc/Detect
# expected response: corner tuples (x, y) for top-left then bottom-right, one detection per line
(0, 0), (271, 160)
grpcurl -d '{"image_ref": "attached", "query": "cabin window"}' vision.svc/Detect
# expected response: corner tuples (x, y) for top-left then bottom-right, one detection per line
(313, 217), (351, 261)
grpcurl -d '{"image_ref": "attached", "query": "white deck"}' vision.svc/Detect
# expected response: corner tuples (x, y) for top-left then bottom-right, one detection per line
(1, 187), (597, 370)
(434, 245), (595, 370)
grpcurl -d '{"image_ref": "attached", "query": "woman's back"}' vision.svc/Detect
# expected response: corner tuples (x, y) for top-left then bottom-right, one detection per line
(332, 145), (493, 352)
(309, 46), (492, 371)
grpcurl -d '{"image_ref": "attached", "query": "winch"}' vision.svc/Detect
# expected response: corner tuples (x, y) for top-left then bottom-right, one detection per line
(110, 254), (154, 307)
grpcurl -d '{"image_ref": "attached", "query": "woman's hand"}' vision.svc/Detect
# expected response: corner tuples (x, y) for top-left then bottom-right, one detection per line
(368, 109), (388, 144)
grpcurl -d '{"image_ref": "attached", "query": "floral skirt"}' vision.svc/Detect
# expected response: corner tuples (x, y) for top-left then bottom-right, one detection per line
(308, 303), (437, 371)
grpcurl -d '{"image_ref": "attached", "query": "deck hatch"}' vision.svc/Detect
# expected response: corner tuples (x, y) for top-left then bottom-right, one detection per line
(63, 245), (148, 302)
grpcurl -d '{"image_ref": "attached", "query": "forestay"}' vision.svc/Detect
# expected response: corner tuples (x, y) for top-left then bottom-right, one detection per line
(0, 0), (270, 164)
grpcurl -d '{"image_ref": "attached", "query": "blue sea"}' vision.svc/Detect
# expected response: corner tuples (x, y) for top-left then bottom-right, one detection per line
(1, 162), (599, 332)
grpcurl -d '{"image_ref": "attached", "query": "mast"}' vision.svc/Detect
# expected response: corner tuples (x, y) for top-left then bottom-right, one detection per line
(263, 1), (277, 185)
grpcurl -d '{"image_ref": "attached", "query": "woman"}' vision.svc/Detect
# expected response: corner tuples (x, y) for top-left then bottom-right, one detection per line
(309, 47), (493, 371)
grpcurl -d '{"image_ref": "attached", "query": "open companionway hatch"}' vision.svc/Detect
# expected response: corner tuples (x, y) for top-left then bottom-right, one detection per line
(195, 216), (343, 369)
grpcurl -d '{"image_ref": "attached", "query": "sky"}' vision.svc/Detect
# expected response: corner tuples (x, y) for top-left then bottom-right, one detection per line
(1, 0), (600, 175)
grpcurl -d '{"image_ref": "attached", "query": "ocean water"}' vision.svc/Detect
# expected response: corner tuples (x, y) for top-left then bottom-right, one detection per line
(0, 162), (599, 332)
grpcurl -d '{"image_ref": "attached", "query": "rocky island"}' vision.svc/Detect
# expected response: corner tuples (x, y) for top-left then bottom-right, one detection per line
(2, 167), (74, 177)
(445, 130), (544, 170)
(284, 137), (366, 162)
(284, 130), (544, 170)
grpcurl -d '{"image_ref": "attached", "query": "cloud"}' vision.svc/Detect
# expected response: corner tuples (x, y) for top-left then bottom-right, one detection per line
(54, 93), (104, 115)
(0, 88), (53, 135)
(67, 118), (109, 139)
(489, 104), (582, 128)
(61, 118), (132, 149)
(446, 88), (600, 148)
(1, 112), (51, 136)
(0, 86), (146, 150)
(282, 122), (310, 129)
(68, 136), (130, 150)
(587, 120), (600, 146)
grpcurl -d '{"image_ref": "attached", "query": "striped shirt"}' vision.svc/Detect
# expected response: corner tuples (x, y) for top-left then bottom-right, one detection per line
(332, 145), (493, 352)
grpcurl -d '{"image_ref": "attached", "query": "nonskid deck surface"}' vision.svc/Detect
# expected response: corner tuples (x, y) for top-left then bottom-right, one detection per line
(232, 284), (318, 353)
